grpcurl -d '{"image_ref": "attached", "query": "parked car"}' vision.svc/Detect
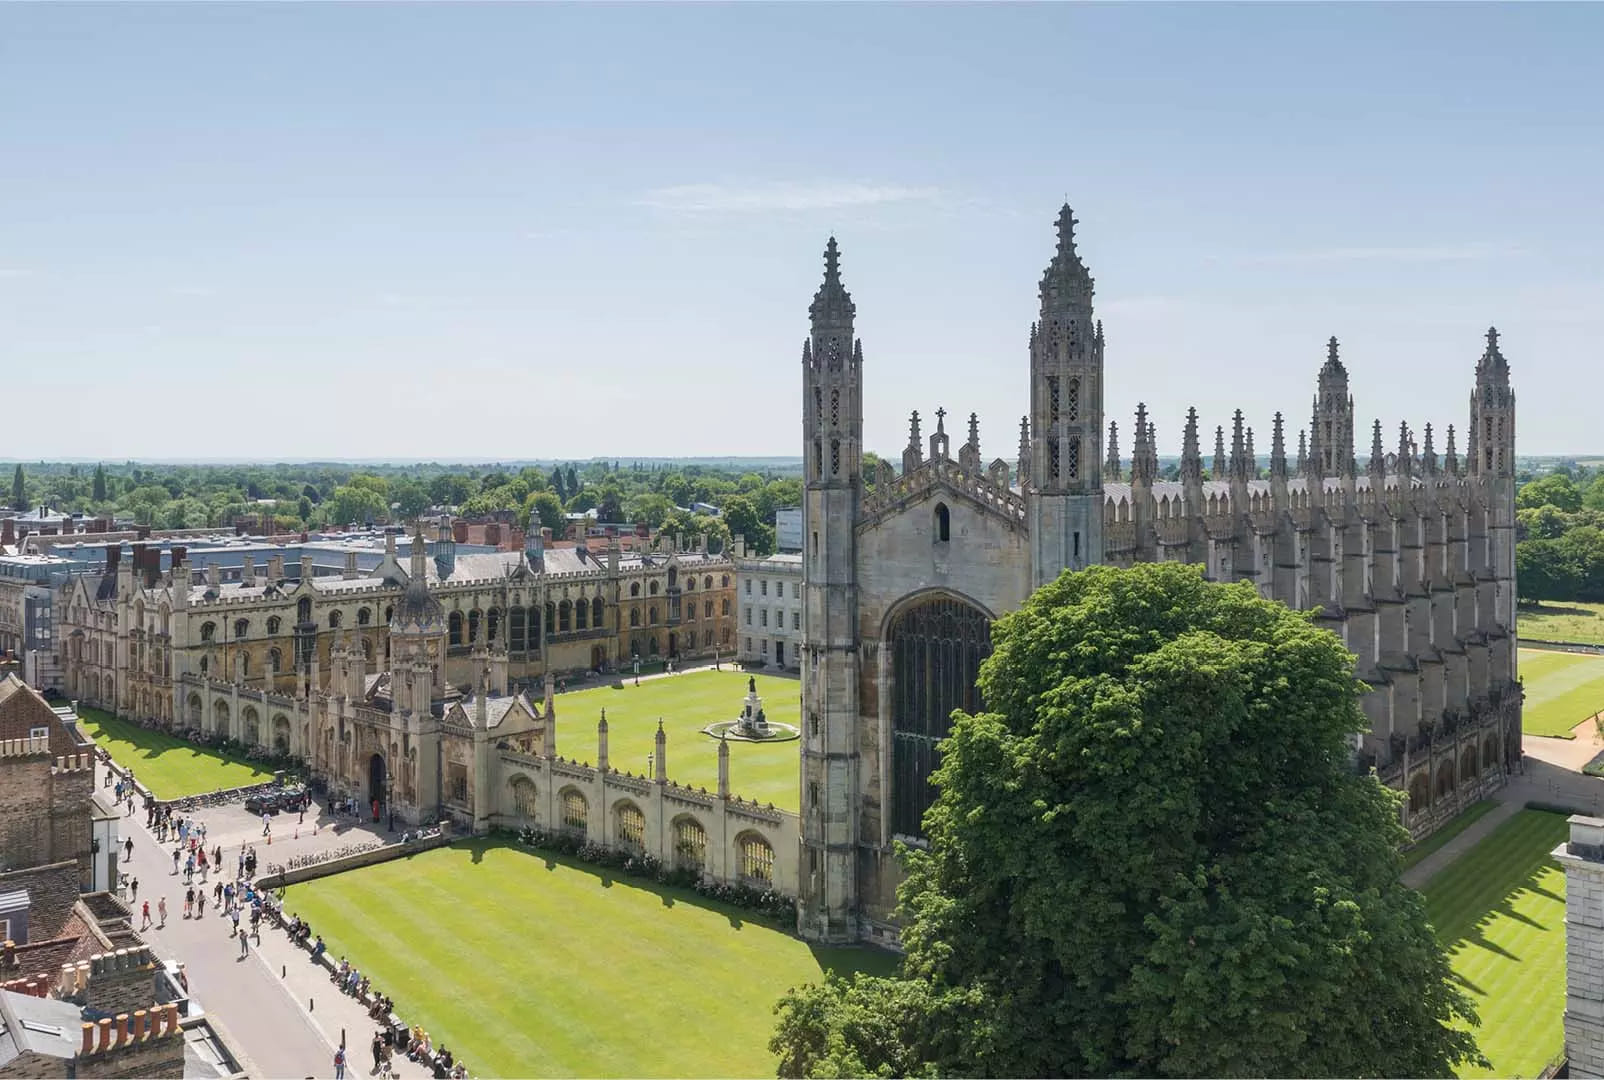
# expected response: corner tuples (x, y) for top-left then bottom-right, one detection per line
(244, 791), (281, 815)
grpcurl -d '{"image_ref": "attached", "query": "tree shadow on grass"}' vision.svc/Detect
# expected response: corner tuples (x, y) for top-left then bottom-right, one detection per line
(1432, 835), (1569, 968)
(1521, 604), (1599, 620)
(449, 836), (783, 932)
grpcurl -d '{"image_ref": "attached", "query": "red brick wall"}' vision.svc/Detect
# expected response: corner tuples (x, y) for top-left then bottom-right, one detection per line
(0, 862), (80, 941)
(0, 682), (80, 758)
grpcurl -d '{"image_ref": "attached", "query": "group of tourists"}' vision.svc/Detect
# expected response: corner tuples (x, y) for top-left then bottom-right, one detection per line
(111, 774), (139, 816)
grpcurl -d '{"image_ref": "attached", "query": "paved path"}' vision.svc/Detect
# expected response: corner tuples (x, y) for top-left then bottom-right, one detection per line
(1402, 737), (1604, 890)
(105, 761), (436, 1079)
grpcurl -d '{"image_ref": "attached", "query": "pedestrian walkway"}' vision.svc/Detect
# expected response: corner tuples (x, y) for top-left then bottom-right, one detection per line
(104, 759), (426, 1080)
(1402, 740), (1604, 889)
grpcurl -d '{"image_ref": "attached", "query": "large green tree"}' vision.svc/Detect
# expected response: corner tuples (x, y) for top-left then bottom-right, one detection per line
(772, 563), (1482, 1079)
(11, 464), (25, 510)
(92, 463), (107, 502)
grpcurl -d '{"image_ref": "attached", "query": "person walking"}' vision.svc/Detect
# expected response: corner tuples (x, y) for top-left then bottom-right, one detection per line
(184, 886), (194, 919)
(238, 929), (249, 958)
(129, 877), (138, 903)
(333, 1045), (346, 1080)
(196, 890), (206, 918)
(123, 837), (133, 863)
(140, 899), (151, 930)
(172, 848), (180, 875)
(230, 907), (240, 937)
(262, 811), (271, 837)
(157, 896), (167, 928)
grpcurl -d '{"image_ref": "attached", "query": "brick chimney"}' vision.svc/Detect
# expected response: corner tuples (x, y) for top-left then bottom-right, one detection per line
(1, 519), (12, 546)
(105, 543), (121, 572)
(170, 545), (186, 569)
(453, 520), (469, 544)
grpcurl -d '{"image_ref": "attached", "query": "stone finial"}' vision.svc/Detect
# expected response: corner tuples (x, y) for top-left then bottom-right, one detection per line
(1297, 428), (1308, 474)
(1270, 412), (1288, 480)
(1321, 335), (1345, 377)
(903, 410), (924, 474)
(1445, 424), (1459, 474)
(929, 406), (951, 461)
(653, 718), (667, 783)
(1246, 426), (1257, 479)
(1055, 203), (1079, 258)
(959, 412), (982, 474)
(1103, 420), (1122, 482)
(1213, 426), (1227, 480)
(1017, 415), (1031, 489)
(1422, 423), (1439, 474)
(1396, 421), (1414, 478)
(1369, 419), (1386, 477)
(1095, 319), (1105, 348)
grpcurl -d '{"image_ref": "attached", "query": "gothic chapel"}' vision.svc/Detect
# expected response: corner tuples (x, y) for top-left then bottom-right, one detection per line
(797, 205), (1521, 944)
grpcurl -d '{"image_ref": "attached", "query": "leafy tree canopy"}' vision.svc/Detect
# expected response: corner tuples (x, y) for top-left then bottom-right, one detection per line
(773, 563), (1482, 1079)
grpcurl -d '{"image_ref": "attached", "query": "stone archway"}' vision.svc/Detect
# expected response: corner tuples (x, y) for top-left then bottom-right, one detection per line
(213, 699), (230, 738)
(368, 752), (387, 816)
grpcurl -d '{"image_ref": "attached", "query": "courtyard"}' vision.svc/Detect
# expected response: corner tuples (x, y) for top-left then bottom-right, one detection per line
(1520, 601), (1604, 647)
(1519, 648), (1604, 738)
(555, 669), (801, 811)
(282, 838), (896, 1078)
(77, 706), (276, 799)
(1422, 808), (1570, 1078)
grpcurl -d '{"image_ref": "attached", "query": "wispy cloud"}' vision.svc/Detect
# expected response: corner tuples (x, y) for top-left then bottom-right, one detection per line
(1240, 242), (1519, 266)
(637, 181), (943, 215)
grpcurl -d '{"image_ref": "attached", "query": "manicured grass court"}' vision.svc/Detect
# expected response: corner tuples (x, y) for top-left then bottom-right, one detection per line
(1422, 809), (1570, 1078)
(556, 671), (801, 811)
(77, 707), (274, 800)
(284, 839), (896, 1078)
(1520, 601), (1604, 646)
(1401, 799), (1499, 871)
(1519, 648), (1604, 738)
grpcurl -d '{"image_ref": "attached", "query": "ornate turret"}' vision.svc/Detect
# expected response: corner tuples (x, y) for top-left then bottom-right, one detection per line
(1180, 407), (1203, 491)
(1103, 420), (1122, 482)
(1130, 404), (1157, 485)
(1297, 428), (1308, 476)
(1270, 412), (1288, 481)
(1315, 337), (1356, 477)
(391, 523), (445, 636)
(1246, 426), (1258, 479)
(1396, 421), (1414, 480)
(1028, 203), (1104, 580)
(1213, 426), (1227, 480)
(1229, 410), (1248, 483)
(803, 236), (863, 489)
(1445, 424), (1460, 475)
(1470, 326), (1515, 477)
(1422, 423), (1439, 475)
(434, 520), (456, 580)
(1017, 416), (1031, 489)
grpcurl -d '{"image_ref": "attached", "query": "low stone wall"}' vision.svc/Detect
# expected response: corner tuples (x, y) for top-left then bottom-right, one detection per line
(254, 832), (453, 890)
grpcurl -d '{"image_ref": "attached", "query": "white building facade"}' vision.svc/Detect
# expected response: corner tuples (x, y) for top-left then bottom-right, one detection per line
(736, 553), (803, 672)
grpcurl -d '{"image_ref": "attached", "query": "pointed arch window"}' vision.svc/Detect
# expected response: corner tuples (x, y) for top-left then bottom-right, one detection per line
(831, 439), (841, 475)
(1048, 376), (1060, 424)
(448, 611), (463, 646)
(1066, 377), (1080, 422)
(1067, 438), (1081, 480)
(592, 597), (604, 627)
(933, 503), (951, 544)
(830, 389), (840, 428)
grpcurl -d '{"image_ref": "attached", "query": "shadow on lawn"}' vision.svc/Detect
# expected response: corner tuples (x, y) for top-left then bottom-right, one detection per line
(1435, 842), (1567, 968)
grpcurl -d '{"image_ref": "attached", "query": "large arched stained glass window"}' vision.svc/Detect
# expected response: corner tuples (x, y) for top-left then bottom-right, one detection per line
(889, 595), (992, 838)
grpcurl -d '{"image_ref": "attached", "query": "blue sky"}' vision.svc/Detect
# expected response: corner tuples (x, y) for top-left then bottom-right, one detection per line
(2, 3), (1598, 461)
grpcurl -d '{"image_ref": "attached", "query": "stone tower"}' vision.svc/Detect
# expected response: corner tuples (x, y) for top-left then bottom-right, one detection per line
(1470, 326), (1519, 636)
(1558, 815), (1604, 1076)
(798, 238), (863, 943)
(1027, 204), (1104, 585)
(1314, 336), (1356, 477)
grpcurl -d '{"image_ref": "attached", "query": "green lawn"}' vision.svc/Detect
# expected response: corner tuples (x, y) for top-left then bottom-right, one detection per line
(1519, 648), (1604, 738)
(1402, 800), (1499, 871)
(284, 839), (896, 1078)
(77, 707), (274, 800)
(556, 671), (801, 811)
(1520, 601), (1604, 646)
(1422, 809), (1570, 1078)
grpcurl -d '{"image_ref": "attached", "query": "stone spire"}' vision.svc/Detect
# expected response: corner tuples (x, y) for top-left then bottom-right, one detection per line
(903, 410), (923, 474)
(1270, 412), (1288, 480)
(808, 237), (855, 332)
(959, 412), (982, 473)
(1213, 425), (1227, 480)
(653, 719), (667, 783)
(1315, 336), (1355, 477)
(1396, 421), (1414, 479)
(1180, 407), (1203, 487)
(1304, 397), (1323, 480)
(1470, 325), (1515, 477)
(1422, 423), (1439, 475)
(1369, 419), (1386, 480)
(1445, 424), (1460, 475)
(1320, 334), (1346, 379)
(1103, 420), (1122, 482)
(1017, 415), (1031, 488)
(1229, 410), (1247, 482)
(597, 709), (609, 773)
(1246, 426), (1258, 479)
(1297, 428), (1308, 474)
(1131, 405), (1155, 485)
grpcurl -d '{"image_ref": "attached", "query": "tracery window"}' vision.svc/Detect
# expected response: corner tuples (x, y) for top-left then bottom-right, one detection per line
(831, 439), (841, 475)
(558, 601), (571, 633)
(830, 389), (840, 428)
(615, 802), (645, 850)
(561, 790), (588, 833)
(200, 622), (216, 642)
(889, 596), (991, 838)
(1049, 441), (1061, 481)
(575, 600), (588, 630)
(234, 618), (249, 639)
(631, 606), (640, 627)
(1067, 438), (1080, 480)
(448, 611), (464, 647)
(358, 607), (371, 626)
(1066, 377), (1080, 422)
(674, 818), (707, 870)
(592, 597), (604, 627)
(738, 835), (774, 884)
(328, 610), (342, 629)
(1048, 375), (1060, 424)
(510, 776), (536, 818)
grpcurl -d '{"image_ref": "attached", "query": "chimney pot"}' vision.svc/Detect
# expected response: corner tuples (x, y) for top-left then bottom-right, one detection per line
(133, 1008), (148, 1041)
(97, 1017), (113, 1053)
(82, 1022), (95, 1055)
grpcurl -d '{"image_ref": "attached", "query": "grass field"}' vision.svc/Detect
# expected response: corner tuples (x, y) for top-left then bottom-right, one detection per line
(1520, 601), (1604, 646)
(284, 839), (896, 1078)
(556, 671), (801, 811)
(1402, 800), (1499, 871)
(1423, 809), (1570, 1078)
(1519, 648), (1604, 738)
(77, 707), (274, 800)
